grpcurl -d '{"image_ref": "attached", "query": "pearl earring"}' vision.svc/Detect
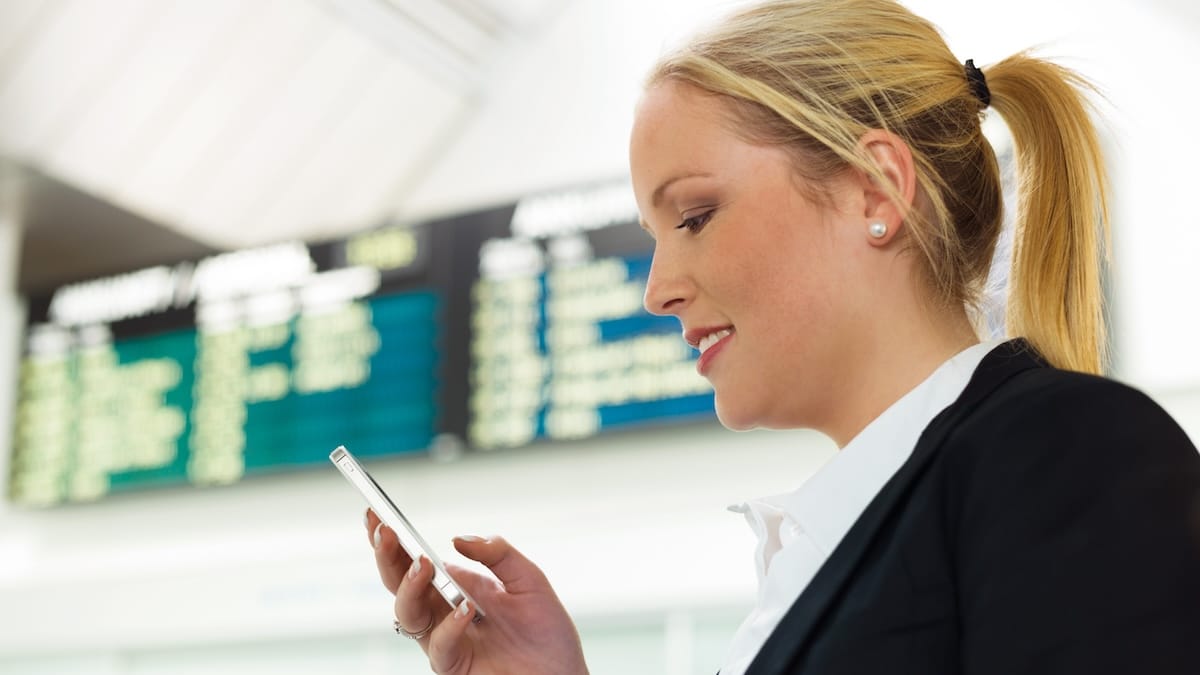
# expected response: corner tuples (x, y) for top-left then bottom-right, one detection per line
(868, 222), (888, 239)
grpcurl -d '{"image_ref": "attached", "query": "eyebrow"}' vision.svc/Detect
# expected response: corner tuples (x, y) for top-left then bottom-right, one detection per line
(651, 172), (712, 209)
(640, 172), (713, 236)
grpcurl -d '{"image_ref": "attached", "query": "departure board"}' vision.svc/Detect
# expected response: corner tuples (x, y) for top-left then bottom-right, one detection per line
(8, 181), (714, 507)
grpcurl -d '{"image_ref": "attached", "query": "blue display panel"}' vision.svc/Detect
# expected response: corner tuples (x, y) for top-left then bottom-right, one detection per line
(469, 252), (713, 449)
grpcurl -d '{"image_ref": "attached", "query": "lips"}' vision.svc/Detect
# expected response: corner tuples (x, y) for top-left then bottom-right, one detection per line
(685, 325), (735, 376)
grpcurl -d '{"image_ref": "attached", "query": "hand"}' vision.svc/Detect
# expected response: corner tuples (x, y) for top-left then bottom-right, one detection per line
(365, 509), (589, 675)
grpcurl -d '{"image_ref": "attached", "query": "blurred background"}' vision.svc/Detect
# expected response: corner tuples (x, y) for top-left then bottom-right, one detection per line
(0, 0), (1197, 673)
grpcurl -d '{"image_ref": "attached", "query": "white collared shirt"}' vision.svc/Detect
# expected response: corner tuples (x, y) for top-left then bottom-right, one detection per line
(719, 339), (1005, 675)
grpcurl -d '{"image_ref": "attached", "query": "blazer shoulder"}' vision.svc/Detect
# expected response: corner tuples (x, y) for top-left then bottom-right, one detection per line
(940, 369), (1198, 531)
(938, 363), (1199, 489)
(960, 363), (1189, 443)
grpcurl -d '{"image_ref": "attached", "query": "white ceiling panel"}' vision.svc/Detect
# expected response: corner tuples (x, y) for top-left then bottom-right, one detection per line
(253, 59), (467, 240)
(118, 0), (328, 219)
(41, 0), (251, 195)
(318, 0), (492, 90)
(313, 65), (471, 231)
(253, 61), (446, 237)
(170, 15), (377, 242)
(473, 0), (567, 32)
(0, 1), (52, 64)
(30, 2), (176, 155)
(382, 0), (498, 61)
(0, 0), (571, 250)
(0, 0), (153, 158)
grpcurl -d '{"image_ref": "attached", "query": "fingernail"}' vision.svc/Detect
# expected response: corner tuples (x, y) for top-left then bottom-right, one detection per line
(408, 556), (421, 580)
(455, 534), (486, 543)
(373, 522), (383, 549)
(456, 600), (471, 619)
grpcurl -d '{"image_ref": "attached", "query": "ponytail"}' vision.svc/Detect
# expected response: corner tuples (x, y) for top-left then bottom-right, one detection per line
(986, 54), (1111, 374)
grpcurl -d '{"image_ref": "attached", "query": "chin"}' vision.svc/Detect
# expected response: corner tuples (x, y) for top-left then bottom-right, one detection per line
(714, 399), (760, 432)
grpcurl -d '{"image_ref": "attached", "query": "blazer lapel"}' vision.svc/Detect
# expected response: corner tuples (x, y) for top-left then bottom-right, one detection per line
(743, 339), (1046, 674)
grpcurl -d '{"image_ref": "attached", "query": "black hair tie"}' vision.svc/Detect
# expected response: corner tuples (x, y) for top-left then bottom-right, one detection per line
(964, 59), (991, 108)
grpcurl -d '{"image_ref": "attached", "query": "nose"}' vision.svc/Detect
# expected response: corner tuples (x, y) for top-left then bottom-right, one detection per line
(642, 243), (689, 316)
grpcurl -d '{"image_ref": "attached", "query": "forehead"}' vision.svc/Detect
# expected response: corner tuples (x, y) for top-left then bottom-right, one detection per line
(629, 81), (752, 200)
(629, 81), (804, 201)
(630, 81), (732, 159)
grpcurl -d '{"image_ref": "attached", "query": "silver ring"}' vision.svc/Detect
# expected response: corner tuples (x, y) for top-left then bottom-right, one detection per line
(394, 615), (434, 640)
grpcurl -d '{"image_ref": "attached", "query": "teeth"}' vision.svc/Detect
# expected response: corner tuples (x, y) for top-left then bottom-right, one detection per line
(697, 329), (732, 355)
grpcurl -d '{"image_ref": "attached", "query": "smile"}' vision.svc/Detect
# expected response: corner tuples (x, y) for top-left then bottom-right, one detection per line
(698, 328), (733, 355)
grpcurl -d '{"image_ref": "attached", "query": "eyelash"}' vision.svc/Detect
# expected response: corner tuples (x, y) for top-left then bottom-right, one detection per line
(676, 209), (714, 233)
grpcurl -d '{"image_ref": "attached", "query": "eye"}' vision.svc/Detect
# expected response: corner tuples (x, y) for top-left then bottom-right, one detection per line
(676, 209), (714, 234)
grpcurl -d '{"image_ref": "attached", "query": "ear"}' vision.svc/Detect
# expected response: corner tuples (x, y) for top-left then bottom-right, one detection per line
(853, 129), (917, 247)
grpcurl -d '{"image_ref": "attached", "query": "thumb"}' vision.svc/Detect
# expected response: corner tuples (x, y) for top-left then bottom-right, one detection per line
(452, 535), (550, 595)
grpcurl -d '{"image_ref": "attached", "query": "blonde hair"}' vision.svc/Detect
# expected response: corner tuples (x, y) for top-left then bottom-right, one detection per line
(648, 0), (1110, 374)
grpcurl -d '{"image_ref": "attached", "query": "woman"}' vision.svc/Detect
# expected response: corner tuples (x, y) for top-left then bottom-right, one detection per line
(365, 0), (1200, 672)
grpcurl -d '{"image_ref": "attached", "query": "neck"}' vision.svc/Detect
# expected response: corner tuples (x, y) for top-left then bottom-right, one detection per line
(824, 305), (979, 448)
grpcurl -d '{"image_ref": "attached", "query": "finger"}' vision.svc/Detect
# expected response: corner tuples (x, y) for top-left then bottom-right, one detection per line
(427, 598), (477, 674)
(373, 522), (414, 593)
(442, 562), (504, 605)
(452, 535), (549, 595)
(394, 555), (449, 642)
(364, 508), (379, 546)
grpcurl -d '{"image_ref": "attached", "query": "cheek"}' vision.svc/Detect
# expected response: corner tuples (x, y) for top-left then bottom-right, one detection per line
(734, 234), (843, 366)
(735, 229), (827, 310)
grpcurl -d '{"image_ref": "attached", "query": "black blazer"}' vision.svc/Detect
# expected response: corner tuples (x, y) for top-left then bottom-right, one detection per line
(744, 340), (1200, 675)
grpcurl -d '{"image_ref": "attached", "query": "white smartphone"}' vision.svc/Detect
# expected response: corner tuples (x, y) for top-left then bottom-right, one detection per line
(330, 445), (484, 619)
